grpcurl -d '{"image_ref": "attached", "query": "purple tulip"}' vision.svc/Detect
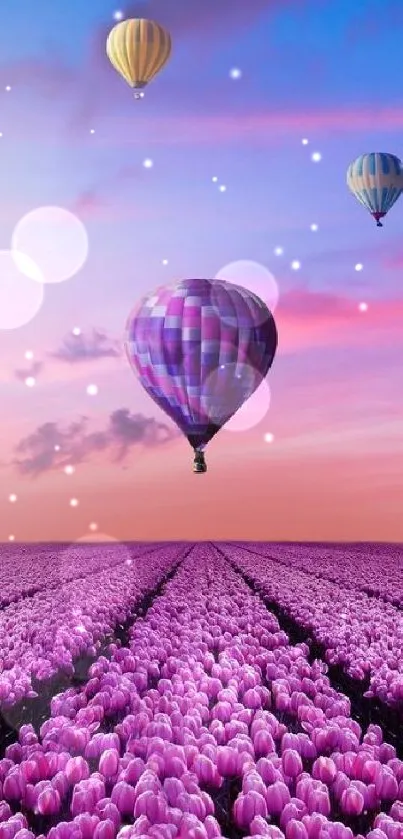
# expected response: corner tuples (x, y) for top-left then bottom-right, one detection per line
(389, 801), (403, 823)
(95, 800), (121, 830)
(282, 750), (303, 779)
(73, 814), (100, 839)
(266, 782), (291, 816)
(93, 820), (116, 839)
(111, 782), (136, 816)
(134, 792), (168, 824)
(163, 778), (185, 808)
(375, 767), (399, 802)
(192, 755), (221, 788)
(178, 813), (208, 839)
(340, 786), (364, 817)
(243, 772), (267, 797)
(234, 792), (268, 829)
(285, 821), (308, 839)
(99, 751), (120, 779)
(0, 805), (12, 823)
(312, 758), (337, 785)
(65, 757), (90, 785)
(256, 758), (282, 785)
(37, 787), (61, 816)
(204, 815), (221, 838)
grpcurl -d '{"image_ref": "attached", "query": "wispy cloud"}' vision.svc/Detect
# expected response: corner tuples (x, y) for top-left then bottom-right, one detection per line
(13, 409), (178, 477)
(14, 361), (43, 383)
(278, 287), (403, 352)
(49, 329), (122, 364)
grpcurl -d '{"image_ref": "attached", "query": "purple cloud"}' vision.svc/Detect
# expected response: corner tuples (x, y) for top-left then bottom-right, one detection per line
(14, 409), (178, 477)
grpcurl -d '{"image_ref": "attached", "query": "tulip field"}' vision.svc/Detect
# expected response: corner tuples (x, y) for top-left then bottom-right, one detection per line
(0, 542), (403, 839)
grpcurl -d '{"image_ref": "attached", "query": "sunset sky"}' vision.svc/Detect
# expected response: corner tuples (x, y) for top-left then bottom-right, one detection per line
(1, 0), (403, 543)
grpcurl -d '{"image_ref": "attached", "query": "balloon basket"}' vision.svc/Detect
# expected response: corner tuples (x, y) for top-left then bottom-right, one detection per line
(193, 449), (207, 474)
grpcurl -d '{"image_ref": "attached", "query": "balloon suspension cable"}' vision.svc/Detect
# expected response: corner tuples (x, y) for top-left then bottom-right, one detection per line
(193, 448), (207, 474)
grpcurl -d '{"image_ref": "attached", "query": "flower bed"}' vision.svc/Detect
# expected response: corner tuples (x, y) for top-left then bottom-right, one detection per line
(0, 544), (183, 709)
(232, 543), (403, 608)
(1, 544), (402, 839)
(221, 544), (403, 710)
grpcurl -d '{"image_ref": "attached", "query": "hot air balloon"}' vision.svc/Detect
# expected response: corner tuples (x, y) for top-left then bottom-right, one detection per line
(125, 279), (278, 473)
(106, 18), (171, 99)
(347, 152), (403, 227)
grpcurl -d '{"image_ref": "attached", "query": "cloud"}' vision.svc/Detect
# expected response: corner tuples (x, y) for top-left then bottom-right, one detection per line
(14, 409), (178, 477)
(92, 0), (295, 50)
(14, 361), (43, 383)
(49, 329), (122, 364)
(277, 287), (403, 353)
(71, 165), (149, 219)
(66, 107), (403, 150)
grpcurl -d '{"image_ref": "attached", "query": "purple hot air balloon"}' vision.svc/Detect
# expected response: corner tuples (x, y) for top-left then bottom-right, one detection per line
(125, 278), (278, 472)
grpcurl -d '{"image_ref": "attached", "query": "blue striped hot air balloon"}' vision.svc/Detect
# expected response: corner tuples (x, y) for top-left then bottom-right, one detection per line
(347, 152), (403, 227)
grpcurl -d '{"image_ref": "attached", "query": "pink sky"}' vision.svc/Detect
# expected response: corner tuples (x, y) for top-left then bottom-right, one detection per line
(1, 0), (403, 543)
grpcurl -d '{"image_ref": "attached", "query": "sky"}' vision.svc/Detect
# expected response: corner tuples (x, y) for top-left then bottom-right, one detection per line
(1, 0), (403, 543)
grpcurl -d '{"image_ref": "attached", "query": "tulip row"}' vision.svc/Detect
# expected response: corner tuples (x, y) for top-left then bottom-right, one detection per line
(0, 544), (184, 710)
(219, 544), (403, 711)
(1, 543), (402, 839)
(235, 544), (403, 609)
(0, 543), (168, 609)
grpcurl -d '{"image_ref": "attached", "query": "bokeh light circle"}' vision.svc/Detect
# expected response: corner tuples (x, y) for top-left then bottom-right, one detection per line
(201, 361), (269, 433)
(214, 260), (279, 327)
(12, 206), (89, 284)
(0, 249), (44, 330)
(224, 377), (271, 433)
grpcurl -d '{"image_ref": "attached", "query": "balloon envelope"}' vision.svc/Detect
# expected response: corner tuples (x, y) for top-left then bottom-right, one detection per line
(106, 18), (171, 90)
(347, 152), (403, 225)
(125, 278), (277, 451)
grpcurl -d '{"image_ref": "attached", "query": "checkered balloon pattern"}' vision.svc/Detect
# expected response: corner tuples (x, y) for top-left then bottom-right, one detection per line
(125, 278), (278, 450)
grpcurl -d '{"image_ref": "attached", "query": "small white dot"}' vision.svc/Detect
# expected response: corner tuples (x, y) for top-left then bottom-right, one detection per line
(89, 522), (98, 532)
(229, 67), (242, 80)
(113, 10), (124, 20)
(72, 327), (81, 336)
(291, 260), (301, 270)
(54, 445), (60, 452)
(25, 377), (36, 387)
(358, 302), (368, 312)
(64, 465), (75, 475)
(264, 433), (274, 444)
(0, 133), (3, 138)
(86, 384), (98, 396)
(302, 138), (309, 145)
(310, 223), (319, 232)
(8, 535), (15, 542)
(162, 259), (169, 266)
(219, 185), (227, 192)
(355, 263), (363, 272)
(5, 86), (11, 92)
(90, 129), (95, 135)
(24, 350), (34, 360)
(143, 158), (153, 168)
(8, 494), (17, 503)
(126, 559), (132, 566)
(311, 152), (322, 162)
(274, 247), (284, 256)
(70, 498), (79, 508)
(212, 176), (218, 183)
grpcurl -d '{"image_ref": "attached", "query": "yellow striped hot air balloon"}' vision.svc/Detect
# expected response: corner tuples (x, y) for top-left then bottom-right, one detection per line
(106, 18), (172, 99)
